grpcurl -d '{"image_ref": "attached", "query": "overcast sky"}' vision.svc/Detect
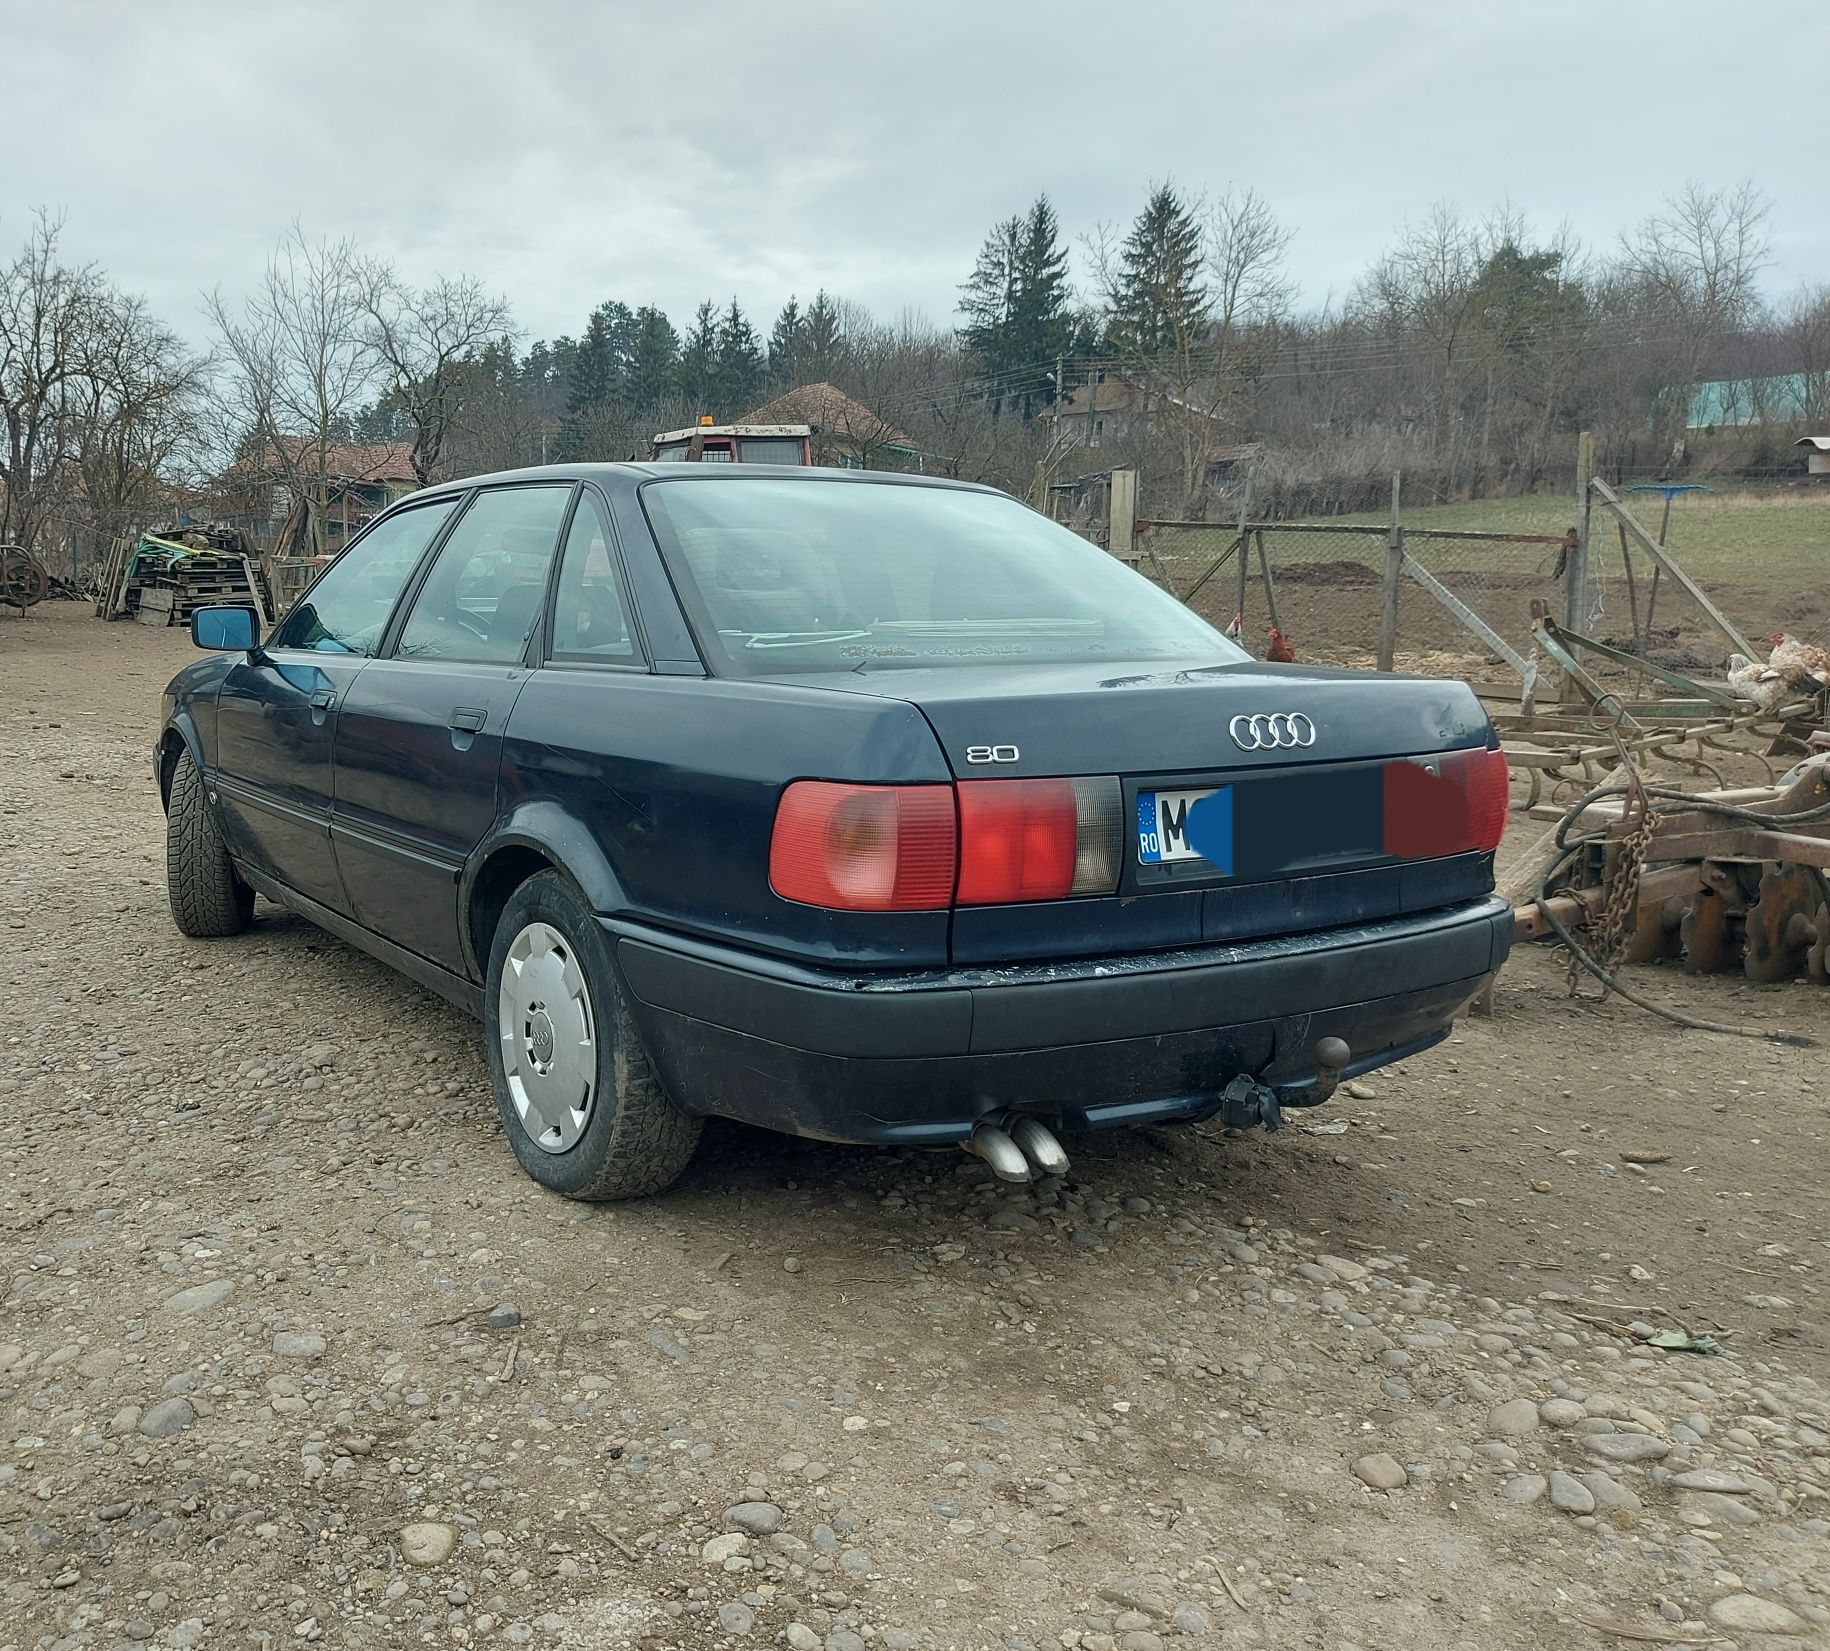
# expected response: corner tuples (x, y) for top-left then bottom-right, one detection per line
(8, 0), (1826, 349)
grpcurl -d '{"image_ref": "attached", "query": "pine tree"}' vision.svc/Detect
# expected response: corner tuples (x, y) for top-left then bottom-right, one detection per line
(598, 300), (638, 377)
(1108, 183), (1208, 361)
(677, 300), (719, 412)
(713, 298), (763, 413)
(625, 306), (678, 412)
(768, 296), (807, 387)
(959, 196), (1075, 416)
(556, 309), (618, 458)
(960, 214), (1023, 395)
(804, 290), (843, 381)
(565, 311), (617, 418)
(1016, 196), (1074, 396)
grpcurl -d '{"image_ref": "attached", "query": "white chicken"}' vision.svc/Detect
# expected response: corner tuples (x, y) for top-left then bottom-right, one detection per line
(1767, 632), (1830, 692)
(1726, 653), (1790, 713)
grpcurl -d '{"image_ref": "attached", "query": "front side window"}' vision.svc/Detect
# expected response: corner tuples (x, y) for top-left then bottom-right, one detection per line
(550, 495), (638, 664)
(271, 499), (458, 655)
(395, 485), (573, 663)
(641, 477), (1244, 678)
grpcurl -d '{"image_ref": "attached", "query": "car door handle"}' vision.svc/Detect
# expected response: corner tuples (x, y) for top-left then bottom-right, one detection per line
(448, 708), (488, 733)
(308, 689), (337, 711)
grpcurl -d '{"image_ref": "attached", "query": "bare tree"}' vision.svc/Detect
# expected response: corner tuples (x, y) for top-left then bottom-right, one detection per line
(0, 213), (105, 556)
(358, 264), (514, 485)
(1781, 283), (1830, 429)
(68, 293), (210, 570)
(1617, 180), (1772, 440)
(204, 226), (379, 555)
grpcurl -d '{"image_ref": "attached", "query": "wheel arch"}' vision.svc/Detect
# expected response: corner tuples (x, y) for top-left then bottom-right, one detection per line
(461, 801), (628, 981)
(156, 716), (206, 812)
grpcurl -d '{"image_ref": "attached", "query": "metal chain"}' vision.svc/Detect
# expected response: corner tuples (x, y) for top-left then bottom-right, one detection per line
(1566, 759), (1659, 1001)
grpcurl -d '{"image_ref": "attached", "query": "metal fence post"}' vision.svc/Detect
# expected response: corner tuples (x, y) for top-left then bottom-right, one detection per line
(1377, 470), (1403, 671)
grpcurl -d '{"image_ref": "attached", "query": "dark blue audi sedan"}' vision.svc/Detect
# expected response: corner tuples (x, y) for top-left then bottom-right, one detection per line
(158, 465), (1511, 1199)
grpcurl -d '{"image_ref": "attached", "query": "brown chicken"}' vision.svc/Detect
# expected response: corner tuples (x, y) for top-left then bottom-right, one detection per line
(1768, 631), (1830, 691)
(1266, 626), (1297, 663)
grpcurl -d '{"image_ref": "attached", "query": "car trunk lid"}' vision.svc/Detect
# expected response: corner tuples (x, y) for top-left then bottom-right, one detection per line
(763, 658), (1502, 962)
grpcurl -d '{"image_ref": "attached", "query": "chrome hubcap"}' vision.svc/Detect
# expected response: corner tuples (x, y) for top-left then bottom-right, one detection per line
(498, 921), (595, 1154)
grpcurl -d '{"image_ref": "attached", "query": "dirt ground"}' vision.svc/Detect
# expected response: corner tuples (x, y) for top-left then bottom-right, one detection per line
(1, 603), (1825, 1651)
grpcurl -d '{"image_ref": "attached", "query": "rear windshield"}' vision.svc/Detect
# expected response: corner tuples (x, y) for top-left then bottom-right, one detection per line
(641, 476), (1244, 676)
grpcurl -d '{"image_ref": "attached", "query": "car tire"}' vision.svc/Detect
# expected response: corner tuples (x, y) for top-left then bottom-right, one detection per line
(484, 869), (701, 1200)
(165, 749), (255, 938)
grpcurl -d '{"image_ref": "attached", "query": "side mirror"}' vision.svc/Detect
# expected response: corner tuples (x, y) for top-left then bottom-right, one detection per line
(191, 605), (261, 653)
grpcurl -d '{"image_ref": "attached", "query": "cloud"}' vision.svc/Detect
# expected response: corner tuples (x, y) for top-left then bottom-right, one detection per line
(5, 0), (1823, 347)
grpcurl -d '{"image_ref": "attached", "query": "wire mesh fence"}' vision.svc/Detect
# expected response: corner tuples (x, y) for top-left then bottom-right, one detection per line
(1128, 478), (1828, 698)
(1133, 517), (1566, 681)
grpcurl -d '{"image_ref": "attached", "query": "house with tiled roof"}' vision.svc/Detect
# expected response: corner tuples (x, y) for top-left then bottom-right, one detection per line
(741, 383), (923, 470)
(210, 437), (421, 554)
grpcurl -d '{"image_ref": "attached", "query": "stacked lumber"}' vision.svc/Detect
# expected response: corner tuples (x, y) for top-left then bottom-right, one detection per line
(103, 529), (273, 628)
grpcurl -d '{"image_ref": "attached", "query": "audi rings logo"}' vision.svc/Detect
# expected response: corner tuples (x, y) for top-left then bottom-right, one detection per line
(1228, 711), (1317, 751)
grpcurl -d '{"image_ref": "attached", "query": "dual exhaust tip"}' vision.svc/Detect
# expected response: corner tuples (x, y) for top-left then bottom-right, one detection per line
(962, 1038), (1357, 1183)
(962, 1109), (1070, 1183)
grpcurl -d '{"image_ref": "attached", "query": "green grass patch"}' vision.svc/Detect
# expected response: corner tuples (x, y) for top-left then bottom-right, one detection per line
(1323, 490), (1829, 587)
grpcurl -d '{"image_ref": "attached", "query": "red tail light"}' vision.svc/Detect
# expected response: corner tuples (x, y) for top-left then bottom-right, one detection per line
(771, 776), (1123, 911)
(957, 779), (1076, 903)
(770, 781), (956, 911)
(1383, 747), (1510, 859)
(956, 776), (1122, 904)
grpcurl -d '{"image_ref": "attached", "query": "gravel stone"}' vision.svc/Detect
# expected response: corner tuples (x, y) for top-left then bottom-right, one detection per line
(400, 1522), (458, 1566)
(1486, 1398), (1541, 1436)
(271, 1329), (327, 1358)
(1706, 1595), (1809, 1635)
(1581, 1433), (1670, 1464)
(1685, 1490), (1763, 1527)
(724, 1500), (784, 1535)
(136, 1397), (194, 1438)
(718, 1601), (755, 1634)
(162, 1280), (233, 1315)
(1351, 1453), (1407, 1490)
(1670, 1468), (1757, 1494)
(1548, 1471), (1594, 1513)
(1581, 1473), (1642, 1514)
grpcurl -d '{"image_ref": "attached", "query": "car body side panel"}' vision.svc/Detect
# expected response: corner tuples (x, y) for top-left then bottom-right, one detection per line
(332, 659), (531, 972)
(498, 670), (955, 968)
(210, 651), (371, 915)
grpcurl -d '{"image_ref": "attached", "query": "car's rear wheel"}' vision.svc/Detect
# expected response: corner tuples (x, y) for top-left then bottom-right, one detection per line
(484, 870), (701, 1200)
(165, 748), (255, 938)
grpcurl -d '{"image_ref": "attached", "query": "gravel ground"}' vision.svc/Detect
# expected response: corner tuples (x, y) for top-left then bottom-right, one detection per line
(2, 605), (1825, 1651)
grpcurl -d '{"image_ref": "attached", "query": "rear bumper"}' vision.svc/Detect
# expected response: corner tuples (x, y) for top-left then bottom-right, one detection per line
(610, 897), (1511, 1146)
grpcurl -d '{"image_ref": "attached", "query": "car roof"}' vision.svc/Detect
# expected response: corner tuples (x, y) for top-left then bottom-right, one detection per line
(404, 462), (1001, 507)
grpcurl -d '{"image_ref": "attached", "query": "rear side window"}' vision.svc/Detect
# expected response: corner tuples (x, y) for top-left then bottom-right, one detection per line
(550, 495), (639, 664)
(641, 477), (1240, 677)
(395, 485), (572, 664)
(271, 500), (457, 655)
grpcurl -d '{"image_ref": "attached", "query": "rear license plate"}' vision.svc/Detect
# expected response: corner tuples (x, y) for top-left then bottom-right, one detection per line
(1137, 786), (1233, 870)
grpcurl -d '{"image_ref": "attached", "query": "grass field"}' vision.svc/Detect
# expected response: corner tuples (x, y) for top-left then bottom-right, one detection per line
(1329, 487), (1830, 586)
(1140, 486), (1829, 673)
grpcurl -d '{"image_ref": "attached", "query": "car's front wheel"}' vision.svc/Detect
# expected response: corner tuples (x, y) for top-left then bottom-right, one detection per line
(165, 748), (255, 938)
(484, 870), (702, 1200)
